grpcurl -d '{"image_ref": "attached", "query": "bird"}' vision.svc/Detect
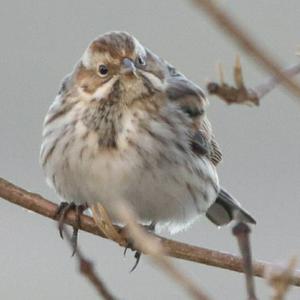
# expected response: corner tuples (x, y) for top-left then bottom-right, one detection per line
(40, 31), (255, 264)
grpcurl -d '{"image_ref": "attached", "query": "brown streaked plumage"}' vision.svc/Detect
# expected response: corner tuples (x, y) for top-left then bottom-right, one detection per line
(91, 32), (136, 60)
(40, 31), (255, 258)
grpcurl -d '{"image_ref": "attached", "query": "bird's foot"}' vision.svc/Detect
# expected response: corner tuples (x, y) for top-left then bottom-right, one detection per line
(121, 222), (156, 272)
(123, 242), (142, 272)
(54, 202), (88, 255)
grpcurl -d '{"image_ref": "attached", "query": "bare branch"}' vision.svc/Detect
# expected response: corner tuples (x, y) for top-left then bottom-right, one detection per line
(233, 222), (257, 300)
(265, 257), (298, 300)
(62, 227), (118, 300)
(90, 203), (125, 245)
(192, 0), (300, 100)
(207, 60), (300, 105)
(1, 176), (300, 286)
(117, 203), (211, 300)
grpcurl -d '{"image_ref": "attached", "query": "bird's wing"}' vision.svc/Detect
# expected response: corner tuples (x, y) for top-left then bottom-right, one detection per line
(165, 71), (222, 165)
(165, 67), (256, 226)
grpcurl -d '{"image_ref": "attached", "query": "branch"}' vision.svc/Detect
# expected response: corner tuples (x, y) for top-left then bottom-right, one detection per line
(192, 0), (300, 100)
(117, 203), (210, 300)
(265, 257), (298, 300)
(1, 176), (300, 287)
(207, 58), (300, 105)
(233, 222), (257, 300)
(62, 227), (117, 300)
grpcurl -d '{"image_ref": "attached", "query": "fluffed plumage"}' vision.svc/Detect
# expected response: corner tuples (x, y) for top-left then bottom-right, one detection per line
(40, 31), (255, 235)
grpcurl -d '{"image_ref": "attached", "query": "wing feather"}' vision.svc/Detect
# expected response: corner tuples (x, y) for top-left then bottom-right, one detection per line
(165, 71), (222, 165)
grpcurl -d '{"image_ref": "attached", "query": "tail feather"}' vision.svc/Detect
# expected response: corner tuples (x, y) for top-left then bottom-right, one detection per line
(206, 188), (256, 226)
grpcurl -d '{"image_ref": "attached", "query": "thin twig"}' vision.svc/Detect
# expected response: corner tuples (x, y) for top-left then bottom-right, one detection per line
(233, 222), (257, 300)
(1, 177), (300, 286)
(254, 63), (300, 100)
(62, 227), (117, 300)
(207, 59), (300, 105)
(265, 257), (298, 300)
(90, 203), (125, 244)
(192, 0), (300, 99)
(117, 203), (210, 300)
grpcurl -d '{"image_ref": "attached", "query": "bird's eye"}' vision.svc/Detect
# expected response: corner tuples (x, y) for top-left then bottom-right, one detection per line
(136, 55), (146, 66)
(98, 64), (109, 77)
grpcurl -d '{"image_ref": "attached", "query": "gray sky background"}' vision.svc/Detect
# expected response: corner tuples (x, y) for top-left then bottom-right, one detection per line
(1, 1), (300, 299)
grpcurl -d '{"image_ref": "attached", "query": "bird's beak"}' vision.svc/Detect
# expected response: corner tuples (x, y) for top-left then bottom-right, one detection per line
(120, 58), (136, 76)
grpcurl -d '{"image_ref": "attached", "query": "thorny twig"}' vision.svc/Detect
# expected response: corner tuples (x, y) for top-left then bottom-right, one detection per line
(62, 227), (117, 300)
(233, 222), (257, 300)
(207, 58), (300, 105)
(192, 0), (300, 100)
(1, 177), (300, 286)
(265, 257), (298, 300)
(117, 203), (210, 300)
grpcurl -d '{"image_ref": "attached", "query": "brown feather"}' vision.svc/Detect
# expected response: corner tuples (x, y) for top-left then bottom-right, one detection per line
(165, 72), (222, 165)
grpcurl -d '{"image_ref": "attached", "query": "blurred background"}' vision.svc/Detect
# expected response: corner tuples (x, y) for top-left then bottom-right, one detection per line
(0, 1), (300, 299)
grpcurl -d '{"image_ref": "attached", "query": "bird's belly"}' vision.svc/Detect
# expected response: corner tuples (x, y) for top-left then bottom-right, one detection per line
(49, 143), (218, 233)
(120, 160), (219, 233)
(43, 115), (219, 233)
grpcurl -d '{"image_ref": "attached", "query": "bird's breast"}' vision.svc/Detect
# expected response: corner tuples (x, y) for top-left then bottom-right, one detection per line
(41, 100), (219, 233)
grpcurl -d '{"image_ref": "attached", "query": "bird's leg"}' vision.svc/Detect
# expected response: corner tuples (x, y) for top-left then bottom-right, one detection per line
(122, 221), (156, 272)
(54, 202), (87, 255)
(71, 203), (88, 256)
(146, 221), (156, 232)
(55, 202), (75, 239)
(122, 222), (156, 256)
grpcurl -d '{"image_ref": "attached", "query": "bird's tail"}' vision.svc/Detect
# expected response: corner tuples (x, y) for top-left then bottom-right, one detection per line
(206, 188), (256, 226)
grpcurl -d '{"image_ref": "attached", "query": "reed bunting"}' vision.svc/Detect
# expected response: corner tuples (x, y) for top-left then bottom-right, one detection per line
(40, 31), (255, 255)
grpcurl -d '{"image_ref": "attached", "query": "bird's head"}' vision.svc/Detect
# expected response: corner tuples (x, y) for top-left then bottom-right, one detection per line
(73, 31), (168, 104)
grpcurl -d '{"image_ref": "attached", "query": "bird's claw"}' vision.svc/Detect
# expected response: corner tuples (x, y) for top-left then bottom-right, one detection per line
(130, 251), (142, 272)
(121, 222), (156, 272)
(54, 202), (87, 255)
(123, 240), (142, 272)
